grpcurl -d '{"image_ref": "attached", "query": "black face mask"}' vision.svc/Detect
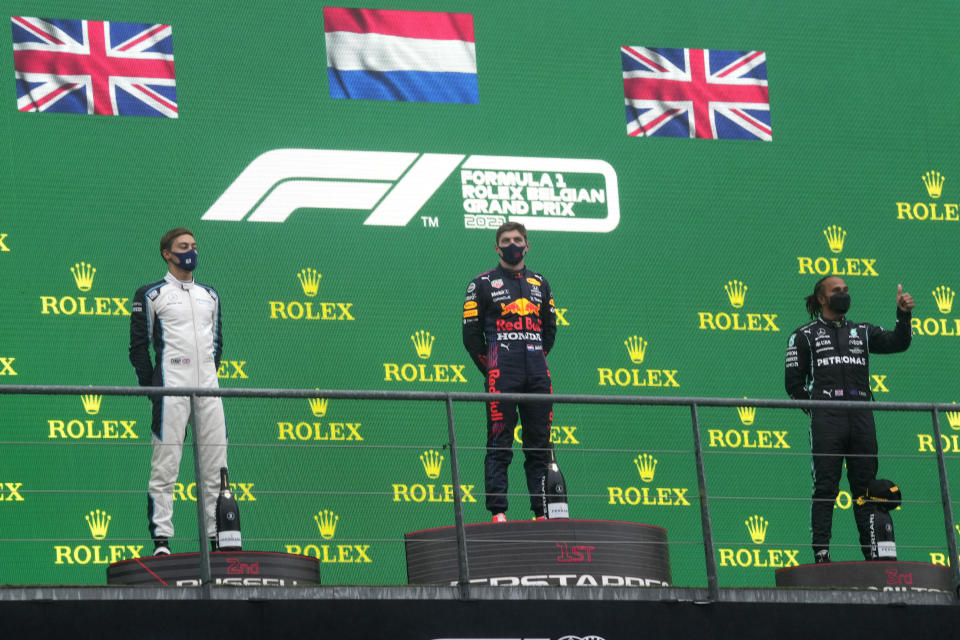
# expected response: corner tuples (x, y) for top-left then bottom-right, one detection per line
(828, 292), (851, 315)
(499, 243), (526, 266)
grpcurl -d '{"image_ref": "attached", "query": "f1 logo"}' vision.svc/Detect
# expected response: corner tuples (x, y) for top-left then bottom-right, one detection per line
(202, 149), (620, 233)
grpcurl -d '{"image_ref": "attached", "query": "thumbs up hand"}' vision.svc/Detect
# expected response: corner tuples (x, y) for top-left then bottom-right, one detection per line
(896, 284), (914, 312)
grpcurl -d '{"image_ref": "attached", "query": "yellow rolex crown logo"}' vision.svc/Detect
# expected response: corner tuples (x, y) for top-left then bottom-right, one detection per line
(922, 171), (944, 199)
(297, 268), (322, 297)
(737, 400), (756, 426)
(624, 335), (647, 364)
(420, 450), (444, 479)
(724, 280), (747, 309)
(314, 509), (339, 540)
(70, 262), (96, 292)
(823, 225), (846, 254)
(933, 286), (955, 315)
(634, 453), (658, 483)
(85, 509), (111, 540)
(945, 408), (960, 431)
(745, 514), (768, 545)
(411, 330), (435, 360)
(80, 394), (103, 415)
(309, 392), (329, 418)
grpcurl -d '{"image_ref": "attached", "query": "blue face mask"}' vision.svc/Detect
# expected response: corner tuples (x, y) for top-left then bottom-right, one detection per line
(172, 248), (198, 271)
(499, 243), (526, 266)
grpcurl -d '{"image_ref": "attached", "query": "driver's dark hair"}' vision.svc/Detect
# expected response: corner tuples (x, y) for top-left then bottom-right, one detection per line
(805, 276), (831, 319)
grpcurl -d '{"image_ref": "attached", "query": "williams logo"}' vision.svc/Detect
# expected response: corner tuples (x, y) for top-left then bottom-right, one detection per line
(707, 404), (791, 450)
(383, 331), (469, 384)
(796, 226), (878, 277)
(698, 280), (779, 332)
(54, 509), (144, 565)
(717, 515), (799, 568)
(597, 336), (680, 388)
(607, 453), (691, 507)
(268, 268), (355, 321)
(201, 149), (620, 233)
(40, 262), (131, 316)
(47, 396), (138, 440)
(910, 285), (960, 337)
(277, 396), (363, 443)
(896, 171), (959, 222)
(392, 449), (477, 504)
(284, 510), (372, 564)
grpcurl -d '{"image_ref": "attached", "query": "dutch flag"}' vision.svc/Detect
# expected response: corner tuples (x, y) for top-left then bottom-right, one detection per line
(323, 7), (478, 104)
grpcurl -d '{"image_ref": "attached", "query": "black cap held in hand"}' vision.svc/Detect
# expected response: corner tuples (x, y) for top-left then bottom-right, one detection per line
(867, 478), (901, 512)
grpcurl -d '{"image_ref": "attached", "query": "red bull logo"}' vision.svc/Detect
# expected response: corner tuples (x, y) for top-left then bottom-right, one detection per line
(496, 317), (542, 332)
(500, 298), (540, 316)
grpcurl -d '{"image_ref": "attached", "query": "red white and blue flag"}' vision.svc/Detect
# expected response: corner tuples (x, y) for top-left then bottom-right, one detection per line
(621, 47), (770, 140)
(324, 7), (478, 104)
(12, 16), (177, 117)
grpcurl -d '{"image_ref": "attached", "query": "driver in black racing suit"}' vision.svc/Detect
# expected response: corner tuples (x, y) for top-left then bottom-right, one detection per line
(463, 222), (556, 522)
(785, 276), (913, 563)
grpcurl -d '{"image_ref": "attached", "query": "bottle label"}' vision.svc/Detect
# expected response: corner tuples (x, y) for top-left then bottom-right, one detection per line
(877, 541), (896, 558)
(218, 530), (242, 547)
(548, 502), (569, 519)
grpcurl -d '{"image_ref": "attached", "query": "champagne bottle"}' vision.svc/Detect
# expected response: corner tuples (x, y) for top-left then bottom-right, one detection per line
(215, 467), (242, 551)
(544, 450), (569, 519)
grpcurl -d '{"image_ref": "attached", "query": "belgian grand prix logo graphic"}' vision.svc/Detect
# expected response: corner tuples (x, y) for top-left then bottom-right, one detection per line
(202, 150), (619, 233)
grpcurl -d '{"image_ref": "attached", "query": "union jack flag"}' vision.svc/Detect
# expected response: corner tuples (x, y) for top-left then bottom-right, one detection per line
(622, 47), (770, 140)
(12, 17), (177, 117)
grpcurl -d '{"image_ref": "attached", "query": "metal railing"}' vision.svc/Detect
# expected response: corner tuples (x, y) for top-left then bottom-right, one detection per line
(1, 384), (959, 601)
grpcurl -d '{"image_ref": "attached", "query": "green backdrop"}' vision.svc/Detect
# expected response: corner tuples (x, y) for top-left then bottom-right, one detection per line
(2, 0), (960, 587)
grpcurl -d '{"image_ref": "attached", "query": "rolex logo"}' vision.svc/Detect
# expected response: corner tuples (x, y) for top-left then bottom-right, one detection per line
(922, 171), (945, 199)
(624, 335), (647, 364)
(80, 394), (103, 416)
(724, 280), (747, 309)
(411, 330), (435, 360)
(70, 262), (96, 292)
(420, 450), (444, 479)
(314, 509), (339, 540)
(737, 402), (756, 426)
(745, 514), (768, 545)
(309, 394), (329, 418)
(945, 409), (960, 431)
(634, 453), (657, 483)
(297, 268), (322, 297)
(823, 225), (846, 254)
(85, 509), (112, 540)
(933, 286), (955, 315)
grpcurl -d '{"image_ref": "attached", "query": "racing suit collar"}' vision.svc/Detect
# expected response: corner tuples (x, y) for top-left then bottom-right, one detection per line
(817, 314), (846, 328)
(495, 264), (527, 279)
(165, 271), (195, 290)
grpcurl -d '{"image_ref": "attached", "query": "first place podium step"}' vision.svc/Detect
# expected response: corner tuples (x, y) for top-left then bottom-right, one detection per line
(405, 519), (671, 587)
(107, 551), (320, 586)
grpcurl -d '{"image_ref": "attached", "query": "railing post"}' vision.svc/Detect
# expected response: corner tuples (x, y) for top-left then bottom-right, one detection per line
(930, 409), (960, 598)
(690, 403), (719, 600)
(445, 395), (471, 600)
(191, 395), (212, 597)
